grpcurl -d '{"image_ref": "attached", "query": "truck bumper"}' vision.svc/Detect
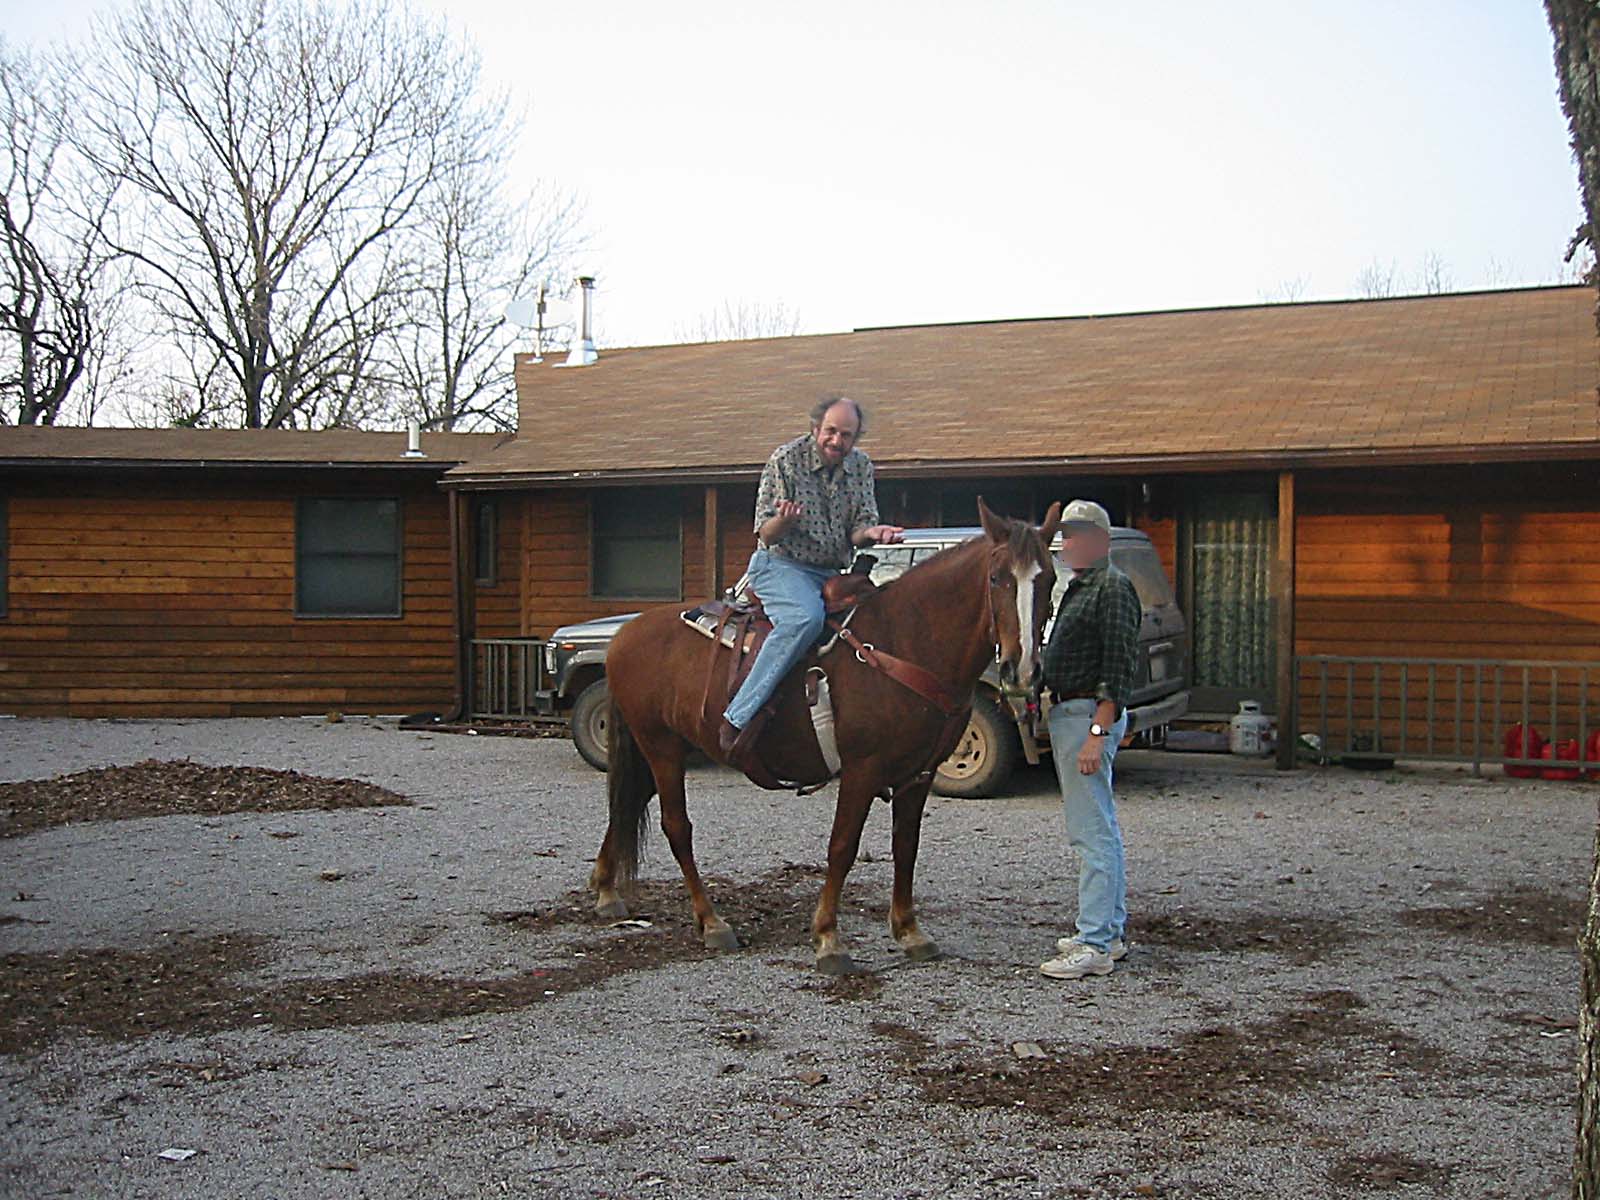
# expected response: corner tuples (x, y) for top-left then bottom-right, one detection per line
(1126, 690), (1190, 735)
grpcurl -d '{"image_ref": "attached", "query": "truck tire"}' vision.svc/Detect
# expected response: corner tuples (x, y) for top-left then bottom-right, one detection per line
(933, 695), (1019, 798)
(571, 680), (610, 771)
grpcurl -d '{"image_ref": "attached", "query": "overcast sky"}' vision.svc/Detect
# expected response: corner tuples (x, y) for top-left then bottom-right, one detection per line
(13, 1), (1586, 348)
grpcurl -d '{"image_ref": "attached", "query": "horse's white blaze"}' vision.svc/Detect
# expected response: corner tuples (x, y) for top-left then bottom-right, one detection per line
(1014, 559), (1043, 681)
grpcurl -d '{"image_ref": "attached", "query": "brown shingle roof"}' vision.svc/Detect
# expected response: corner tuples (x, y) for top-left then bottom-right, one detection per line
(0, 427), (509, 469)
(450, 286), (1599, 486)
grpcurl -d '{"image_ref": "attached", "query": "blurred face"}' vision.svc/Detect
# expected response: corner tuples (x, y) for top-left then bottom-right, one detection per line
(812, 402), (860, 467)
(1059, 523), (1110, 569)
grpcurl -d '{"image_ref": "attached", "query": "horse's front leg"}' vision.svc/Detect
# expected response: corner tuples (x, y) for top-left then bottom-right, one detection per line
(811, 770), (876, 974)
(889, 779), (940, 961)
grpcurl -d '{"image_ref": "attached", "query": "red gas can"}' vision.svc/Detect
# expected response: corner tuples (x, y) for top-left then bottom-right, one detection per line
(1504, 723), (1545, 779)
(1541, 739), (1582, 782)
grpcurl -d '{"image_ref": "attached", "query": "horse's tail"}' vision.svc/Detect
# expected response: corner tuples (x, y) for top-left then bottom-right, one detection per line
(606, 693), (655, 890)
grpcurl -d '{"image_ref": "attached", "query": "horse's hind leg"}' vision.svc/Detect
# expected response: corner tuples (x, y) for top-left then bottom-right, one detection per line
(889, 781), (940, 961)
(647, 735), (739, 950)
(589, 829), (629, 919)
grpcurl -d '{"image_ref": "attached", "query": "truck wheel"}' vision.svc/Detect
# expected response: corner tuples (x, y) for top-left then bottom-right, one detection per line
(933, 696), (1018, 798)
(571, 680), (610, 771)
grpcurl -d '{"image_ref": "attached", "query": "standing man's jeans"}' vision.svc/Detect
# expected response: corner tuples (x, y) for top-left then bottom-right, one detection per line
(1048, 697), (1129, 951)
(724, 549), (837, 730)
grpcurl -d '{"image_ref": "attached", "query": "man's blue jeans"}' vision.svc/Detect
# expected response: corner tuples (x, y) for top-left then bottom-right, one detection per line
(1048, 697), (1129, 951)
(724, 549), (837, 730)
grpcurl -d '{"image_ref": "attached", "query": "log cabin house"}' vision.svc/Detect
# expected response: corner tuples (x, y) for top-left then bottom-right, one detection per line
(2, 285), (1597, 768)
(443, 284), (1600, 767)
(0, 428), (508, 717)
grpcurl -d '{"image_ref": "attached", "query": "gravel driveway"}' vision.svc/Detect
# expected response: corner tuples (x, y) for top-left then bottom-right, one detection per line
(0, 717), (1590, 1199)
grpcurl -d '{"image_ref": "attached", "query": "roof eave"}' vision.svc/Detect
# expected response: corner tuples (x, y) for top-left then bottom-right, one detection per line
(442, 439), (1600, 489)
(0, 457), (471, 472)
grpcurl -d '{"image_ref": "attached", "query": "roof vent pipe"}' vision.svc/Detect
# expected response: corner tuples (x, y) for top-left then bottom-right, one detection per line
(562, 276), (599, 367)
(404, 420), (426, 458)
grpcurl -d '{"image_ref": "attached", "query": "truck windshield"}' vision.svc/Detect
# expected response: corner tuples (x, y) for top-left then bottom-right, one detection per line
(1111, 545), (1176, 607)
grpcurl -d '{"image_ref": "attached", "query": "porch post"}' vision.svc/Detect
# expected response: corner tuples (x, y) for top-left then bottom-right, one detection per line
(704, 484), (722, 598)
(448, 488), (476, 722)
(1274, 470), (1297, 770)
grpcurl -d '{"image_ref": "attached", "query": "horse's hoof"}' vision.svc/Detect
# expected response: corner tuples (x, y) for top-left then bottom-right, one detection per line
(902, 938), (941, 962)
(595, 897), (629, 919)
(703, 925), (740, 951)
(816, 952), (858, 976)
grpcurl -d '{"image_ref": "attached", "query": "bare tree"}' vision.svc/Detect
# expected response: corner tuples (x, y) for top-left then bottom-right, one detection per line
(1353, 259), (1400, 300)
(382, 169), (584, 432)
(0, 41), (118, 425)
(1544, 4), (1600, 1195)
(674, 298), (803, 343)
(1259, 275), (1309, 304)
(75, 0), (500, 428)
(1414, 251), (1452, 295)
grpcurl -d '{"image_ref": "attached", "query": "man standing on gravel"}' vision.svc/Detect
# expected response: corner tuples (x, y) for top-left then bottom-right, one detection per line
(1036, 499), (1142, 981)
(717, 396), (903, 769)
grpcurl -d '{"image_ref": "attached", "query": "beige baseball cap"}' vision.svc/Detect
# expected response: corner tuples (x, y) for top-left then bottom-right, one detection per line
(1060, 498), (1111, 533)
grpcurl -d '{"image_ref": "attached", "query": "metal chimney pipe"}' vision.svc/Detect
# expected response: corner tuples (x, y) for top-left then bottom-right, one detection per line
(563, 275), (599, 367)
(404, 419), (426, 458)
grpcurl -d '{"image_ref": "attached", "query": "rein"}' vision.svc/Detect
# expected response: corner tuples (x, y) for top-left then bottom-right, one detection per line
(823, 540), (1008, 720)
(827, 620), (969, 717)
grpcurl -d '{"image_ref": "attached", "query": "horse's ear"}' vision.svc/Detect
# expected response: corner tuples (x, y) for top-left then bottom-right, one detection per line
(1038, 501), (1062, 543)
(977, 496), (1008, 542)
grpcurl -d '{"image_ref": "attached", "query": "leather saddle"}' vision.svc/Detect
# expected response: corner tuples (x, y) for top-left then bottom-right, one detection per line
(681, 573), (880, 788)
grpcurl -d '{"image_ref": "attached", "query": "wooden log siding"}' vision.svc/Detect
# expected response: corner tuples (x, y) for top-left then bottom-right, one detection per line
(470, 496), (525, 640)
(1290, 465), (1600, 755)
(0, 482), (457, 717)
(1295, 469), (1600, 662)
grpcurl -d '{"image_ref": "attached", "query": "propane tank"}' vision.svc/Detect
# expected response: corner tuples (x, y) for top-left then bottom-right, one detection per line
(1229, 701), (1274, 756)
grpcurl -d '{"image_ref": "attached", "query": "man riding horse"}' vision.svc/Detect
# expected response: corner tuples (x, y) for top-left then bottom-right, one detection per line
(716, 396), (905, 773)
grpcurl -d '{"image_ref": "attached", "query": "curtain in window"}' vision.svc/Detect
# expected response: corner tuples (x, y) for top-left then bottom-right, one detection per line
(1190, 492), (1275, 690)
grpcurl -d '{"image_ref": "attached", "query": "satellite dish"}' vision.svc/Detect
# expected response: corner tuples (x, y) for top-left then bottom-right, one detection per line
(504, 298), (538, 326)
(541, 297), (574, 326)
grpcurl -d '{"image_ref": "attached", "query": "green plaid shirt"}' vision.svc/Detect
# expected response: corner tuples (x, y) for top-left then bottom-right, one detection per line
(1041, 560), (1142, 714)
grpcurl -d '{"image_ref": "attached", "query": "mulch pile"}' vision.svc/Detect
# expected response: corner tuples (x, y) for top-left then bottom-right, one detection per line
(1397, 885), (1583, 949)
(0, 759), (410, 838)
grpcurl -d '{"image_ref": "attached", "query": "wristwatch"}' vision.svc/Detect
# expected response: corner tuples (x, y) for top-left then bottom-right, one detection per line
(1089, 722), (1108, 738)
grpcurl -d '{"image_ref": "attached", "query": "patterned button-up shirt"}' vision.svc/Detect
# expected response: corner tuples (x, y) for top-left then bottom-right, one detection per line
(754, 434), (880, 569)
(1041, 559), (1142, 714)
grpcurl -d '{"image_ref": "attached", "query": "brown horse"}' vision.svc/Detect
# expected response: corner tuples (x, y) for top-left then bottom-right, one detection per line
(590, 499), (1062, 973)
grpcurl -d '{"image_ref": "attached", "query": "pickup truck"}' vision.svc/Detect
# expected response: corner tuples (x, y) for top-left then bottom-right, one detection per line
(535, 526), (1189, 797)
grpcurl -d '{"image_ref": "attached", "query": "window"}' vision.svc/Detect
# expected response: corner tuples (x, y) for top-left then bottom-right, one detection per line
(474, 498), (497, 587)
(295, 497), (402, 617)
(590, 490), (681, 599)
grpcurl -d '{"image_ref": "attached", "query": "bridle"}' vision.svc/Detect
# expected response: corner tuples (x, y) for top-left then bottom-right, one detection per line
(986, 539), (1053, 681)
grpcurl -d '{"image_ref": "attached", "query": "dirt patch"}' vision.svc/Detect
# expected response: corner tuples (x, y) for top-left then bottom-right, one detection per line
(874, 989), (1442, 1127)
(1131, 910), (1351, 965)
(0, 933), (270, 1054)
(485, 863), (827, 951)
(1397, 886), (1582, 949)
(1328, 1151), (1456, 1192)
(1, 865), (871, 1054)
(0, 759), (410, 838)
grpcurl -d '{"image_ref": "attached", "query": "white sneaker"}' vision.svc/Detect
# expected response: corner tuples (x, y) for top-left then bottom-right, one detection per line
(1039, 942), (1115, 979)
(1056, 934), (1128, 961)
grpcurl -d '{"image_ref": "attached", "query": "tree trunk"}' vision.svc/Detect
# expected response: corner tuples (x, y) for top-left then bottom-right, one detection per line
(1580, 813), (1600, 1199)
(1545, 6), (1600, 1194)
